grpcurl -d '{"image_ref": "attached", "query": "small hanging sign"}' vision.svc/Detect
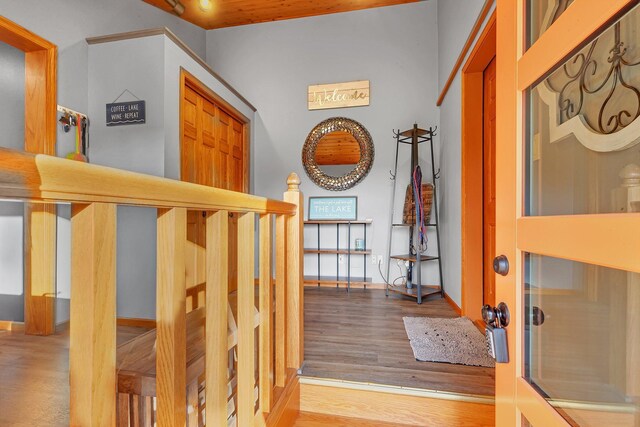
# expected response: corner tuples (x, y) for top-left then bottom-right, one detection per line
(106, 100), (146, 126)
(308, 80), (370, 110)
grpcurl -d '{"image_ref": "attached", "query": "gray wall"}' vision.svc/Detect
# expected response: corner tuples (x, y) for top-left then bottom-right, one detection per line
(0, 0), (205, 113)
(205, 2), (441, 286)
(436, 0), (492, 306)
(87, 34), (254, 319)
(0, 42), (25, 322)
(0, 1), (205, 322)
(88, 36), (166, 320)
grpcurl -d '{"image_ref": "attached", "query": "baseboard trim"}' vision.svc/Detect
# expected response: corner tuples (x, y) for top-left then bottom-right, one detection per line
(116, 317), (156, 329)
(56, 320), (70, 332)
(265, 374), (300, 427)
(300, 376), (494, 404)
(299, 376), (494, 426)
(0, 320), (25, 332)
(304, 282), (386, 290)
(444, 292), (462, 316)
(473, 318), (486, 333)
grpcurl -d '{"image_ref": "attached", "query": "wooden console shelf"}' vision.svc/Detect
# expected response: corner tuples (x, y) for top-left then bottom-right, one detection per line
(305, 248), (371, 255)
(305, 219), (372, 225)
(304, 219), (373, 291)
(304, 275), (372, 286)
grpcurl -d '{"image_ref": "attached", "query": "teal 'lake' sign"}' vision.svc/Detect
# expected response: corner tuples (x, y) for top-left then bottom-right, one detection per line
(308, 196), (357, 220)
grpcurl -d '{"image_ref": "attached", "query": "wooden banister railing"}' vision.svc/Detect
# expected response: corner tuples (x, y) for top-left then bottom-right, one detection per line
(0, 147), (303, 427)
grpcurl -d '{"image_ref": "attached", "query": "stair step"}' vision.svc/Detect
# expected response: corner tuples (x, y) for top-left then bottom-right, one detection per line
(293, 412), (409, 427)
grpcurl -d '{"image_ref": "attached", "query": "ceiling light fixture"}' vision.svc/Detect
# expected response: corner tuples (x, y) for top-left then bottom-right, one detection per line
(199, 0), (212, 12)
(164, 0), (185, 16)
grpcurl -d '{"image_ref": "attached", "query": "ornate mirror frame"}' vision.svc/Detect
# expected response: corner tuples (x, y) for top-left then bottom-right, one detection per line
(302, 117), (374, 191)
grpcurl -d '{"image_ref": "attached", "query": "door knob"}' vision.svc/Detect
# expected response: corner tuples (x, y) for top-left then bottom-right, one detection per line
(532, 306), (545, 326)
(493, 255), (509, 276)
(482, 302), (510, 328)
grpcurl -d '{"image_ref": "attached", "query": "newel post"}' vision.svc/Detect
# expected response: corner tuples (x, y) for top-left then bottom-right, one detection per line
(283, 173), (304, 370)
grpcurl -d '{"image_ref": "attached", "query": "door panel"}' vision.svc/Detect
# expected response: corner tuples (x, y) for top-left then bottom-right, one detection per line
(217, 108), (231, 190)
(182, 87), (198, 184)
(181, 79), (247, 296)
(231, 119), (244, 193)
(525, 254), (639, 427)
(497, 0), (640, 425)
(518, 0), (633, 92)
(483, 57), (497, 307)
(527, 0), (574, 47)
(526, 5), (640, 217)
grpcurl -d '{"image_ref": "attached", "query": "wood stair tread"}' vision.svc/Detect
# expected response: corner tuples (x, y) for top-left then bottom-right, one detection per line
(293, 411), (416, 427)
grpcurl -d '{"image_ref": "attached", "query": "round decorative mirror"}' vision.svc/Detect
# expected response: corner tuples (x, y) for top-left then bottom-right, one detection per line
(302, 117), (374, 191)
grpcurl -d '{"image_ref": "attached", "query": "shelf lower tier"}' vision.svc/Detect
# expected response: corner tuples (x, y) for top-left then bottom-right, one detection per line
(304, 275), (372, 285)
(304, 248), (371, 255)
(390, 254), (439, 262)
(391, 223), (437, 227)
(387, 284), (442, 299)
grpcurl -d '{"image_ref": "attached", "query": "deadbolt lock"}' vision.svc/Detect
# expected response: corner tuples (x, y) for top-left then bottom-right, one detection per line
(493, 255), (509, 276)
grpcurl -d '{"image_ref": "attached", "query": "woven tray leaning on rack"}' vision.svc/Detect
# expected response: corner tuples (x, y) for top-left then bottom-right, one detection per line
(402, 183), (433, 225)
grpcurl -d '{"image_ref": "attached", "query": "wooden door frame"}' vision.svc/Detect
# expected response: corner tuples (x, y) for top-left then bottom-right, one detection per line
(460, 12), (496, 327)
(179, 68), (250, 193)
(0, 16), (57, 335)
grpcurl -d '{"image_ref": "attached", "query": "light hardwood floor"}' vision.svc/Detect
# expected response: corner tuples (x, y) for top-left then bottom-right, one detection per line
(302, 287), (495, 396)
(0, 325), (149, 427)
(293, 411), (411, 426)
(0, 288), (494, 426)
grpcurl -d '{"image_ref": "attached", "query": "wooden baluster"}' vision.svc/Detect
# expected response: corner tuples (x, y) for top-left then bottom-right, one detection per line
(24, 203), (57, 336)
(156, 208), (187, 427)
(275, 214), (287, 386)
(205, 210), (229, 427)
(24, 43), (57, 337)
(69, 203), (117, 426)
(131, 395), (142, 427)
(117, 393), (130, 427)
(186, 381), (199, 427)
(259, 213), (274, 413)
(284, 173), (304, 370)
(237, 212), (256, 426)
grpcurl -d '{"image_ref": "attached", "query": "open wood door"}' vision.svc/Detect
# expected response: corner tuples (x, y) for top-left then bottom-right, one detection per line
(180, 70), (249, 296)
(496, 0), (640, 425)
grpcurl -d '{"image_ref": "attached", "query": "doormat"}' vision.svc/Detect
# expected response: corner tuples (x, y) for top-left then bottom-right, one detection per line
(403, 316), (495, 367)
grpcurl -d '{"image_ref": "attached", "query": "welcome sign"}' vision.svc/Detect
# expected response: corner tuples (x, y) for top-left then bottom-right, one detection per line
(308, 196), (358, 221)
(307, 80), (370, 110)
(106, 100), (146, 126)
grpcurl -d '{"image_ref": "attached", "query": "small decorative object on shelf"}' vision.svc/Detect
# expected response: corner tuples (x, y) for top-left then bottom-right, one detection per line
(303, 219), (372, 292)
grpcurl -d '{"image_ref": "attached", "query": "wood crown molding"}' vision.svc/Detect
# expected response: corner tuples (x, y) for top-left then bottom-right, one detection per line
(86, 27), (256, 112)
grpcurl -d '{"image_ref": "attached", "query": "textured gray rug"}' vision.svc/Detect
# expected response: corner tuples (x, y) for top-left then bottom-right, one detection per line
(403, 316), (495, 367)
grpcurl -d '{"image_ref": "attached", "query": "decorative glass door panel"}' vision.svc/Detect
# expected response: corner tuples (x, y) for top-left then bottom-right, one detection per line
(526, 4), (640, 216)
(528, 0), (575, 47)
(520, 2), (640, 425)
(525, 254), (639, 426)
(495, 0), (640, 425)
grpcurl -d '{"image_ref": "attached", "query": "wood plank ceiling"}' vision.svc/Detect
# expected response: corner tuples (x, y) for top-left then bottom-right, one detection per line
(143, 0), (420, 29)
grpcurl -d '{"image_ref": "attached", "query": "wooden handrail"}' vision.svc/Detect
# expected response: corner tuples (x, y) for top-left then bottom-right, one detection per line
(0, 146), (304, 426)
(0, 148), (295, 215)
